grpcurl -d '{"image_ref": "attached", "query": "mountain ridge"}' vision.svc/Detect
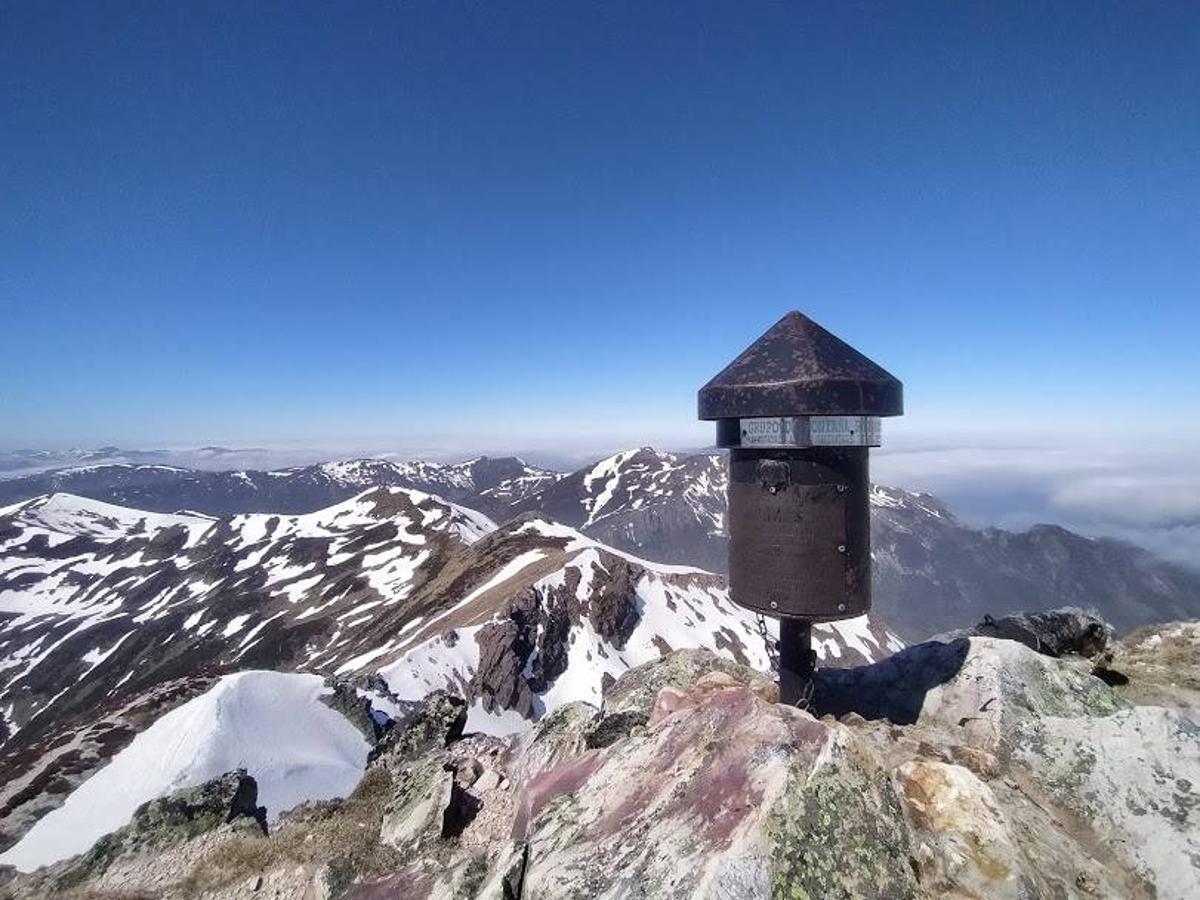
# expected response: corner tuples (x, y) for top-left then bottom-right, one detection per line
(4, 447), (1198, 642)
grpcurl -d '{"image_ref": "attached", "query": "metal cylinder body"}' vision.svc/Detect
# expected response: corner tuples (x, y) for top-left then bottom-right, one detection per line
(727, 446), (871, 621)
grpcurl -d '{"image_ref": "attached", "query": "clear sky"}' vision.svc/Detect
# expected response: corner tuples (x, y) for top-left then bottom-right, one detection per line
(2, 1), (1198, 452)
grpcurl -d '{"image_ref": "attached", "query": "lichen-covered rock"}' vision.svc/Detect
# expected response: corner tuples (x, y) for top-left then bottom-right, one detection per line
(522, 701), (598, 773)
(379, 761), (455, 850)
(585, 709), (647, 749)
(916, 637), (1128, 744)
(1013, 705), (1200, 899)
(50, 770), (266, 890)
(602, 647), (777, 718)
(816, 636), (1126, 736)
(312, 856), (357, 900)
(368, 691), (467, 769)
(768, 737), (918, 900)
(515, 681), (825, 899)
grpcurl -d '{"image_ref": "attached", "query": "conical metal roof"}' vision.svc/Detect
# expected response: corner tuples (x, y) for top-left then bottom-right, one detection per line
(698, 311), (903, 420)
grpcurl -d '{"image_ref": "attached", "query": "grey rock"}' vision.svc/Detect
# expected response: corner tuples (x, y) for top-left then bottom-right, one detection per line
(321, 677), (384, 741)
(368, 691), (466, 769)
(584, 709), (649, 749)
(949, 607), (1113, 658)
(51, 769), (266, 890)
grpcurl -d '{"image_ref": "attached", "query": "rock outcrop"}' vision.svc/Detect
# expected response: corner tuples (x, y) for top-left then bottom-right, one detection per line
(3, 618), (1197, 899)
(14, 770), (267, 895)
(947, 606), (1114, 658)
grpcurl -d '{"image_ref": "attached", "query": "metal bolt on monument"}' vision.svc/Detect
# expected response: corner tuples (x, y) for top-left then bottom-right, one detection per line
(698, 311), (904, 706)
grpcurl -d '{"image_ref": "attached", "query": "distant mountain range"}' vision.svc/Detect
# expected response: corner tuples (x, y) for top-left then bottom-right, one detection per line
(2, 447), (1198, 643)
(0, 455), (560, 514)
(0, 447), (172, 476)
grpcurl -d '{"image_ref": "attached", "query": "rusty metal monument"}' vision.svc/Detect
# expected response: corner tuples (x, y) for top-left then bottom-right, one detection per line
(698, 311), (903, 705)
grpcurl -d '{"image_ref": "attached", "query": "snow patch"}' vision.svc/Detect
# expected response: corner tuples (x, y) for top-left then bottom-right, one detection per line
(0, 671), (370, 872)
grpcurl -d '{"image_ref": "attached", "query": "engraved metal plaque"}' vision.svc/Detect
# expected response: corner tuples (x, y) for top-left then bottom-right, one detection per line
(725, 447), (872, 621)
(736, 416), (881, 448)
(728, 480), (848, 618)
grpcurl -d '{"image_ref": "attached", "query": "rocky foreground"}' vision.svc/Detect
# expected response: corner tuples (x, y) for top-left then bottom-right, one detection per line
(2, 617), (1197, 900)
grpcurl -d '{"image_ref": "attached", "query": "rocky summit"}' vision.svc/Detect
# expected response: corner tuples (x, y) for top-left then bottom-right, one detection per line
(3, 615), (1196, 900)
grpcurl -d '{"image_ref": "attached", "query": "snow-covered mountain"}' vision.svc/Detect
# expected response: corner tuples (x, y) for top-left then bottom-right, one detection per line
(0, 456), (560, 517)
(493, 449), (1200, 641)
(0, 489), (897, 854)
(5, 447), (1199, 644)
(6, 447), (1199, 644)
(501, 447), (727, 570)
(1, 477), (1195, 893)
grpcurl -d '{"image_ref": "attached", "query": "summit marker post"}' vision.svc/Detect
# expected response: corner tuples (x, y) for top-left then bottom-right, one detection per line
(698, 311), (904, 705)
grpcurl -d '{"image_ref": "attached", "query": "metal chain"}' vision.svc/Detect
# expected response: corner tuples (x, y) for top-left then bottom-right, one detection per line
(793, 672), (816, 711)
(756, 613), (779, 673)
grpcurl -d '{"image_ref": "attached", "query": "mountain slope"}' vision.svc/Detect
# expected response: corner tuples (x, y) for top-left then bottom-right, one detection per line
(502, 447), (727, 571)
(0, 489), (492, 747)
(6, 447), (1198, 644)
(869, 483), (1200, 638)
(367, 516), (896, 735)
(0, 490), (897, 854)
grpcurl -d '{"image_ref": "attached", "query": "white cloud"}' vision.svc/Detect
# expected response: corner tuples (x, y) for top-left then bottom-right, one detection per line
(872, 438), (1200, 570)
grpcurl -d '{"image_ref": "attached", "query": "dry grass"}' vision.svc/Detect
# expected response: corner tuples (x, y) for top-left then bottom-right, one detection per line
(177, 768), (403, 898)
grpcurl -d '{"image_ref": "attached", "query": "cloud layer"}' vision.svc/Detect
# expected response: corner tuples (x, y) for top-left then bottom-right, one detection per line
(873, 439), (1200, 569)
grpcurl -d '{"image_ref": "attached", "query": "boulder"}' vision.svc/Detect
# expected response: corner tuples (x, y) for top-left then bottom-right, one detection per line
(368, 691), (466, 768)
(964, 607), (1113, 658)
(51, 770), (266, 890)
(379, 762), (456, 850)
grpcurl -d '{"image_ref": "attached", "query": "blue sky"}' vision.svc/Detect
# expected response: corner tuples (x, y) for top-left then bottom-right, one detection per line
(2, 1), (1198, 452)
